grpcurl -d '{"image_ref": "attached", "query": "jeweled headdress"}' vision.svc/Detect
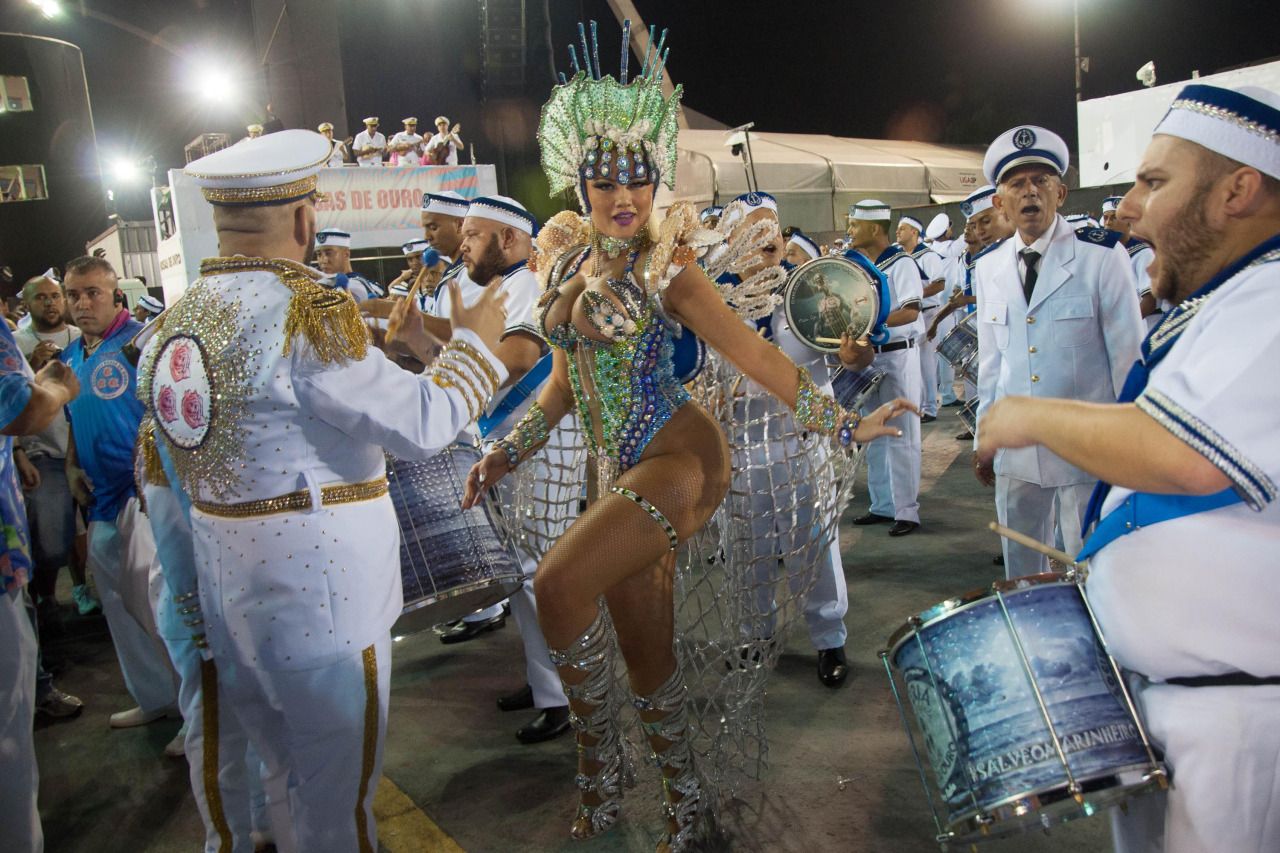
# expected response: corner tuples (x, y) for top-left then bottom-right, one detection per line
(537, 21), (683, 207)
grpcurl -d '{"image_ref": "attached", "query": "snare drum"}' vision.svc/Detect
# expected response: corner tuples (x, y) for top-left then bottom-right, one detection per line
(937, 313), (978, 369)
(882, 573), (1165, 843)
(782, 255), (884, 353)
(831, 365), (885, 411)
(959, 352), (978, 384)
(958, 397), (980, 433)
(388, 444), (524, 633)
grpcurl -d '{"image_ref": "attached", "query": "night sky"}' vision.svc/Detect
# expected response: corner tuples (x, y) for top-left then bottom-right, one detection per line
(1, 0), (1275, 266)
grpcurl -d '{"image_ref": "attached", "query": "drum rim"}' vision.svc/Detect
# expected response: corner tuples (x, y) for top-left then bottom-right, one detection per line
(883, 572), (1075, 661)
(401, 575), (523, 615)
(940, 765), (1165, 841)
(782, 255), (879, 353)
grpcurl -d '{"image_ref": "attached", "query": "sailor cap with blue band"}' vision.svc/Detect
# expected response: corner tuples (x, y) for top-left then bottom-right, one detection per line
(959, 185), (996, 220)
(185, 129), (331, 207)
(983, 125), (1069, 185)
(1066, 213), (1099, 229)
(699, 205), (723, 223)
(1154, 84), (1280, 180)
(786, 230), (820, 260)
(401, 239), (431, 256)
(1101, 196), (1124, 214)
(925, 213), (950, 240)
(315, 228), (352, 248)
(721, 192), (779, 229)
(851, 200), (892, 221)
(420, 191), (471, 217)
(465, 195), (537, 235)
(137, 294), (164, 315)
(898, 215), (924, 233)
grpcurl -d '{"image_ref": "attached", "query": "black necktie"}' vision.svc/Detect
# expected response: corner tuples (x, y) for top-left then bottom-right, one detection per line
(1021, 249), (1041, 303)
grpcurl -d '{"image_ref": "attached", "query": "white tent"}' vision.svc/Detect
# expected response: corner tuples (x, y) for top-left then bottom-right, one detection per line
(662, 129), (985, 233)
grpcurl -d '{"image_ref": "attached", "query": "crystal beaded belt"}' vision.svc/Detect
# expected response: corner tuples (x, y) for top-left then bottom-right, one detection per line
(193, 478), (389, 519)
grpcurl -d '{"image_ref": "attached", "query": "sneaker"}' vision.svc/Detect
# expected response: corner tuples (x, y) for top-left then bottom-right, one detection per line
(164, 724), (189, 758)
(72, 584), (101, 615)
(36, 688), (85, 720)
(109, 705), (176, 729)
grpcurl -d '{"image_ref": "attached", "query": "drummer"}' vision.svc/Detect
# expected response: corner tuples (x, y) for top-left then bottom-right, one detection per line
(897, 215), (948, 422)
(976, 82), (1280, 853)
(138, 129), (511, 850)
(844, 199), (925, 537)
(1101, 195), (1161, 329)
(783, 229), (820, 266)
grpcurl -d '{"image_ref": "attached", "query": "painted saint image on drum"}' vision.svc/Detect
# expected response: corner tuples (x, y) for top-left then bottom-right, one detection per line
(782, 257), (881, 352)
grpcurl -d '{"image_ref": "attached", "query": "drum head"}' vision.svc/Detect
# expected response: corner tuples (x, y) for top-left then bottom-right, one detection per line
(782, 256), (882, 352)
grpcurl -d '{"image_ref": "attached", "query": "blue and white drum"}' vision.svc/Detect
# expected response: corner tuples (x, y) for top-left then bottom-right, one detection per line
(388, 444), (524, 633)
(831, 365), (885, 412)
(937, 312), (978, 369)
(958, 397), (980, 434)
(883, 573), (1165, 843)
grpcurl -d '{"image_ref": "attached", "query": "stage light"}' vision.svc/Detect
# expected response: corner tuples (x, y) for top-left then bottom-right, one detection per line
(29, 0), (63, 19)
(191, 61), (239, 106)
(107, 156), (143, 186)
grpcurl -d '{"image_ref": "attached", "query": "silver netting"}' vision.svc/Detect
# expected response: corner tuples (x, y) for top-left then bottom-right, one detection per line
(493, 415), (589, 562)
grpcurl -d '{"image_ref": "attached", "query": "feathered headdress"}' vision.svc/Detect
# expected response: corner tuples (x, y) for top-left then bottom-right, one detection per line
(537, 21), (683, 207)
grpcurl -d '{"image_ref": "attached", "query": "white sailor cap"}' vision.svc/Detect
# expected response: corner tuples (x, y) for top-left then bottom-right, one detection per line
(363, 116), (379, 125)
(421, 190), (471, 217)
(786, 230), (820, 260)
(925, 213), (950, 240)
(959, 185), (996, 220)
(897, 215), (924, 234)
(315, 228), (352, 248)
(185, 129), (331, 206)
(1154, 84), (1280, 180)
(246, 124), (263, 135)
(721, 192), (779, 230)
(983, 125), (1069, 185)
(1101, 196), (1124, 214)
(1066, 213), (1099, 230)
(465, 195), (537, 235)
(137, 294), (164, 315)
(402, 117), (418, 125)
(317, 122), (334, 133)
(42, 267), (60, 283)
(401, 239), (432, 256)
(389, 282), (411, 297)
(699, 205), (723, 222)
(850, 200), (892, 222)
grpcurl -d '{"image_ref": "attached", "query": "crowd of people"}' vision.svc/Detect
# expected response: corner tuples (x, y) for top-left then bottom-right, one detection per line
(1, 18), (1276, 853)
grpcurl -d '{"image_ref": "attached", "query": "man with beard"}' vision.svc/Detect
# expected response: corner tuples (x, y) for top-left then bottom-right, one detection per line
(1102, 195), (1161, 328)
(977, 82), (1280, 853)
(972, 126), (1143, 578)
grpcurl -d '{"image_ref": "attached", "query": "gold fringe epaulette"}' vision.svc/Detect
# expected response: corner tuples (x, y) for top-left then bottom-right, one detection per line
(132, 417), (168, 513)
(278, 269), (369, 364)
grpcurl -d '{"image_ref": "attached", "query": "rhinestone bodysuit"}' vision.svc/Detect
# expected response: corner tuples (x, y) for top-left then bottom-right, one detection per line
(537, 246), (689, 476)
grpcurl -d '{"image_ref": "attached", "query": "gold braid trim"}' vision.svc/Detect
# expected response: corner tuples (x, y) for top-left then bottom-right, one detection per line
(198, 257), (370, 365)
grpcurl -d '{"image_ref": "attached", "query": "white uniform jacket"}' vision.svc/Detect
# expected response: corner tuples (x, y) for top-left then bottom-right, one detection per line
(353, 130), (386, 166)
(138, 257), (507, 671)
(973, 217), (1143, 486)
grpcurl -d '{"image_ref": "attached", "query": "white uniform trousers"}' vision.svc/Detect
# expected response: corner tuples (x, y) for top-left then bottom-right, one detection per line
(0, 589), (42, 853)
(918, 307), (941, 416)
(216, 635), (392, 853)
(737, 435), (849, 651)
(146, 483), (263, 853)
(496, 476), (566, 710)
(88, 497), (179, 714)
(863, 346), (922, 524)
(994, 477), (1091, 578)
(933, 312), (959, 404)
(1110, 683), (1280, 853)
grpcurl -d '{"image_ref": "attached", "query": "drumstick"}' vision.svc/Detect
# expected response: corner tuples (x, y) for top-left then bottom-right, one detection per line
(815, 336), (843, 345)
(988, 521), (1078, 567)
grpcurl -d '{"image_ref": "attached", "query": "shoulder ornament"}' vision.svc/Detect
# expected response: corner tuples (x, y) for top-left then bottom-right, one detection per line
(1076, 227), (1122, 249)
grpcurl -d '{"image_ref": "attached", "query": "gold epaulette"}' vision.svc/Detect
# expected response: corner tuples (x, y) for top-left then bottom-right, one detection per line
(133, 417), (168, 509)
(277, 266), (370, 365)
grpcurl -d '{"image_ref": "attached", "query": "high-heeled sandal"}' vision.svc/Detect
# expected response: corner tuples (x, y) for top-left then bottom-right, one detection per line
(633, 664), (704, 853)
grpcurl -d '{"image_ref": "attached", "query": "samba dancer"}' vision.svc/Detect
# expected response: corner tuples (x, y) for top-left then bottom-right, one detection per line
(977, 82), (1280, 853)
(462, 24), (915, 850)
(846, 200), (925, 537)
(971, 125), (1143, 578)
(138, 129), (511, 852)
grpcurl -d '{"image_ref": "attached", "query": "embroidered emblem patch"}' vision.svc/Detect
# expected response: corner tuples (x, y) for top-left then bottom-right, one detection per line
(1013, 128), (1037, 149)
(90, 358), (129, 400)
(151, 334), (213, 449)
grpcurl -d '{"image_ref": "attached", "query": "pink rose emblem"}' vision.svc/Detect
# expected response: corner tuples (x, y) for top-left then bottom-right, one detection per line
(157, 385), (178, 423)
(170, 342), (192, 382)
(181, 389), (207, 430)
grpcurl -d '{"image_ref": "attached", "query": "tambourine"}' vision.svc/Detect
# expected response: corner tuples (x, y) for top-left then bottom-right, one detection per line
(781, 254), (885, 353)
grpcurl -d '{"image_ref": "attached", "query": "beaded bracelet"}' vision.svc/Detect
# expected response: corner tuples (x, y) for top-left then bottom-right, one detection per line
(794, 366), (861, 448)
(496, 401), (550, 470)
(447, 339), (502, 390)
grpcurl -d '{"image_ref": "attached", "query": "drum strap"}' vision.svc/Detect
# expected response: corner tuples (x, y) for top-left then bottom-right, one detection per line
(1076, 488), (1241, 562)
(477, 352), (553, 439)
(1165, 672), (1280, 688)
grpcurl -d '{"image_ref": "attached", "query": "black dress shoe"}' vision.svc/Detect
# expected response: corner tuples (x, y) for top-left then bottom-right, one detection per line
(497, 684), (534, 712)
(852, 512), (894, 526)
(993, 554), (1005, 566)
(942, 399), (964, 408)
(438, 612), (506, 645)
(955, 430), (974, 440)
(516, 706), (571, 744)
(921, 414), (937, 424)
(817, 648), (848, 688)
(888, 520), (920, 537)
